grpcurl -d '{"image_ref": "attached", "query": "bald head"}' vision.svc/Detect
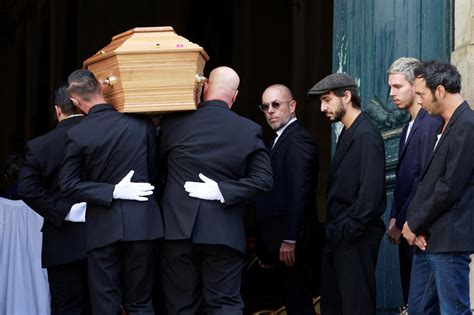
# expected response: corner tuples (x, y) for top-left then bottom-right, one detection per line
(204, 66), (240, 107)
(262, 84), (293, 100)
(261, 84), (296, 131)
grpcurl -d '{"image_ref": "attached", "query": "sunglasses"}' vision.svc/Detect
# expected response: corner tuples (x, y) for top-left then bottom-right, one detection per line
(258, 100), (292, 112)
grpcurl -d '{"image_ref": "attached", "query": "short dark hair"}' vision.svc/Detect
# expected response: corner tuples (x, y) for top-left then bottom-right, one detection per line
(4, 154), (23, 183)
(333, 86), (361, 109)
(414, 60), (461, 94)
(67, 69), (101, 101)
(54, 86), (80, 115)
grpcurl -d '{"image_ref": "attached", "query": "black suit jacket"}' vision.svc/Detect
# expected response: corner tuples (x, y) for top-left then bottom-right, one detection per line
(326, 113), (386, 251)
(255, 120), (319, 254)
(391, 109), (442, 229)
(18, 116), (86, 267)
(60, 104), (164, 251)
(158, 100), (273, 254)
(407, 101), (474, 252)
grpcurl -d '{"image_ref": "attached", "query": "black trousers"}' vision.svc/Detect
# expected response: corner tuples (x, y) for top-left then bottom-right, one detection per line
(277, 259), (316, 315)
(160, 239), (244, 315)
(321, 231), (383, 315)
(88, 240), (158, 315)
(47, 259), (91, 315)
(259, 249), (316, 315)
(399, 237), (414, 305)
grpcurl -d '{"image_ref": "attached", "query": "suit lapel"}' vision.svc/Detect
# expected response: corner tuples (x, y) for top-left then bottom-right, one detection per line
(398, 123), (409, 158)
(271, 121), (298, 157)
(420, 102), (469, 178)
(328, 113), (365, 185)
(398, 110), (425, 163)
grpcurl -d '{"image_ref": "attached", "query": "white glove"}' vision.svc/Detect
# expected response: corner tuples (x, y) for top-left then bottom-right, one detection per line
(184, 173), (225, 203)
(113, 170), (154, 201)
(65, 202), (87, 222)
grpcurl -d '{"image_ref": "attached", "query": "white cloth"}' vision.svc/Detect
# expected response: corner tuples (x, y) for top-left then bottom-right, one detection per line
(405, 120), (414, 143)
(272, 117), (297, 148)
(65, 202), (87, 222)
(184, 173), (225, 203)
(0, 198), (50, 315)
(434, 134), (442, 151)
(113, 170), (154, 201)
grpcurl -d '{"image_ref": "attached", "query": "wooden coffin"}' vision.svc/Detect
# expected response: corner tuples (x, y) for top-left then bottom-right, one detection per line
(83, 26), (209, 113)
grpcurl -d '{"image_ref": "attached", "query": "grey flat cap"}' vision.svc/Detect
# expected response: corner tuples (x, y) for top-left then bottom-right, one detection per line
(307, 73), (357, 98)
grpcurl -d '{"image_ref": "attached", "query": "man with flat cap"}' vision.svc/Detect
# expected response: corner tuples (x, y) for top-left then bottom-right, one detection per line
(308, 73), (386, 315)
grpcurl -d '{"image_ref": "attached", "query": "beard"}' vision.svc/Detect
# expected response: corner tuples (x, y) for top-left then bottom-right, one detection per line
(331, 100), (346, 122)
(270, 115), (291, 131)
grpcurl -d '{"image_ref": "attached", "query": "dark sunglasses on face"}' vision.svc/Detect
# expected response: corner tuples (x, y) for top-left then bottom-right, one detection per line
(258, 100), (292, 112)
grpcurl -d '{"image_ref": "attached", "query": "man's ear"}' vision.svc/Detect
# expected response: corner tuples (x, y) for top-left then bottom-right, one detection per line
(435, 85), (446, 99)
(289, 100), (297, 114)
(231, 89), (239, 104)
(54, 105), (62, 120)
(70, 97), (80, 108)
(343, 90), (352, 104)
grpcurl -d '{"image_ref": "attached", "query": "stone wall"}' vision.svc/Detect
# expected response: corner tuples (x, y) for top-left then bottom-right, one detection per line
(451, 0), (473, 106)
(451, 0), (474, 307)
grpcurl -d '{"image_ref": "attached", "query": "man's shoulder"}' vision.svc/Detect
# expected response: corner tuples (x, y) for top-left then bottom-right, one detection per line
(28, 119), (78, 149)
(235, 113), (260, 130)
(163, 104), (260, 130)
(286, 123), (317, 145)
(354, 116), (383, 140)
(418, 109), (442, 128)
(160, 110), (195, 129)
(123, 113), (154, 129)
(457, 103), (474, 123)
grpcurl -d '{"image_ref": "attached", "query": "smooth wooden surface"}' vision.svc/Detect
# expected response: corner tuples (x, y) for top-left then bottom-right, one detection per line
(83, 26), (209, 113)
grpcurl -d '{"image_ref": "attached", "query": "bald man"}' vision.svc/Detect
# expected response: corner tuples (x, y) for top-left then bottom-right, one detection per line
(158, 66), (273, 314)
(255, 84), (319, 314)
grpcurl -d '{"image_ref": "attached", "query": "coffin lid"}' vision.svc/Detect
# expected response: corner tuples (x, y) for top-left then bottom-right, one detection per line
(83, 26), (209, 67)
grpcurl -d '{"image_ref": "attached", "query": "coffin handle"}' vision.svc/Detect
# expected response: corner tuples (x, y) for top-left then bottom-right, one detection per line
(195, 74), (208, 84)
(103, 76), (117, 87)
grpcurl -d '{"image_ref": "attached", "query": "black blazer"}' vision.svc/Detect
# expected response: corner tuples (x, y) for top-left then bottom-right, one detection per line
(255, 120), (319, 253)
(60, 104), (164, 251)
(391, 109), (442, 229)
(326, 113), (386, 251)
(158, 100), (273, 254)
(407, 101), (474, 252)
(18, 116), (86, 267)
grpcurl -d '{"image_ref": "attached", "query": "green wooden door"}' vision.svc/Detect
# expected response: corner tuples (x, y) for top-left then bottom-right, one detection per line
(332, 0), (453, 312)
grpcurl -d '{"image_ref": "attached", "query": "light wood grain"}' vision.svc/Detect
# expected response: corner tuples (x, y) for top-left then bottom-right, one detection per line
(83, 26), (209, 113)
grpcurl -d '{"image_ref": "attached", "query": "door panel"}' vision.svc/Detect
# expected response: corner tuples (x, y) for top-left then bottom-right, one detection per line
(332, 0), (453, 311)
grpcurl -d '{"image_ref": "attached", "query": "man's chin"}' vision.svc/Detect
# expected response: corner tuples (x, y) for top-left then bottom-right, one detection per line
(270, 123), (281, 131)
(395, 103), (409, 110)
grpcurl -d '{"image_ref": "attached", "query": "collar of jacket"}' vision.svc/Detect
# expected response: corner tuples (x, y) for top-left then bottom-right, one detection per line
(446, 101), (470, 128)
(88, 103), (115, 115)
(198, 100), (230, 110)
(342, 111), (365, 135)
(56, 115), (83, 129)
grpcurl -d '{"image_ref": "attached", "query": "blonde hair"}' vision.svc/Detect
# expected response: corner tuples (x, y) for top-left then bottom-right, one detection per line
(388, 57), (421, 84)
